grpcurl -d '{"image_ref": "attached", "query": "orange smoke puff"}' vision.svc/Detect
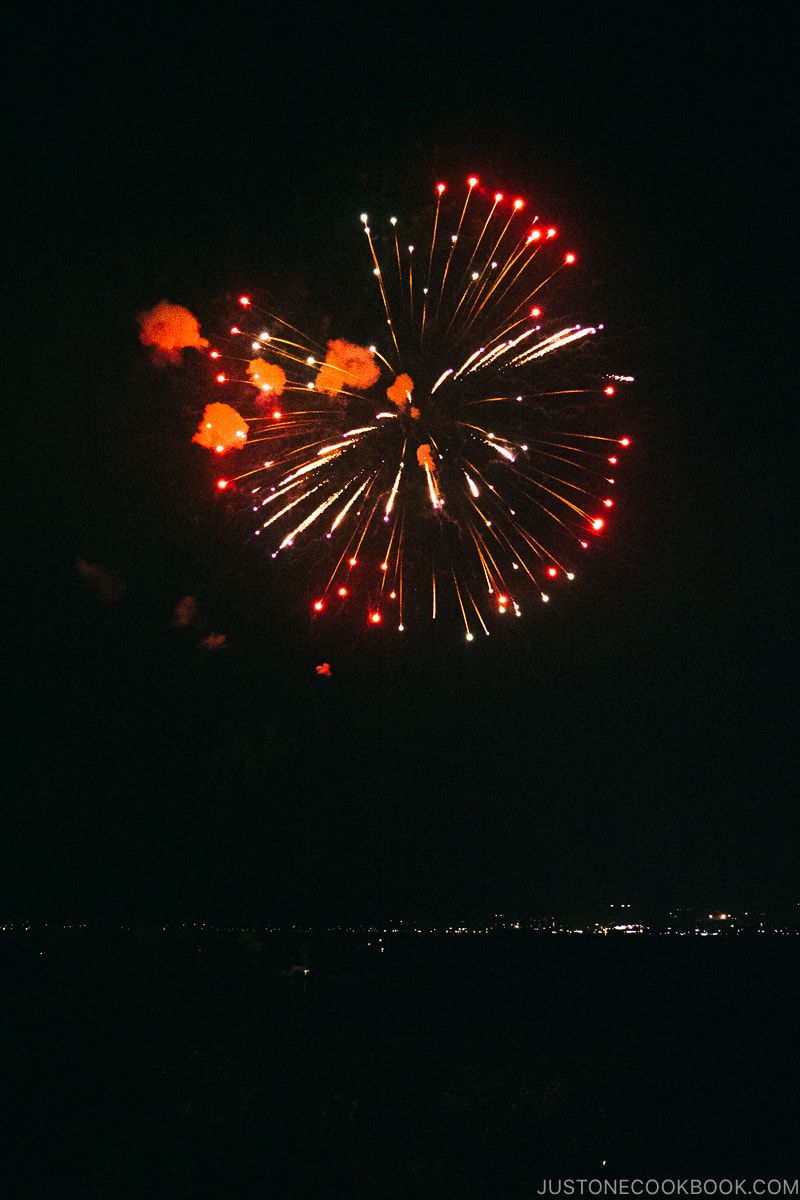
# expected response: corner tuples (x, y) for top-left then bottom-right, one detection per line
(417, 443), (436, 471)
(316, 662), (332, 677)
(247, 358), (287, 397)
(314, 339), (380, 396)
(201, 633), (227, 651)
(172, 595), (198, 628)
(138, 301), (209, 363)
(386, 372), (414, 411)
(409, 406), (420, 420)
(193, 402), (249, 451)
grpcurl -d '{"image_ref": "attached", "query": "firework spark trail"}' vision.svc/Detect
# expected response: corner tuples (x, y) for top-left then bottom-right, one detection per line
(176, 178), (632, 638)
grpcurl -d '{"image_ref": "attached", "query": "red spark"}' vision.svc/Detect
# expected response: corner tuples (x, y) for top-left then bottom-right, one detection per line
(239, 296), (251, 307)
(546, 567), (558, 578)
(216, 479), (229, 490)
(313, 599), (324, 612)
(591, 518), (605, 532)
(369, 610), (382, 624)
(604, 385), (616, 396)
(564, 252), (577, 265)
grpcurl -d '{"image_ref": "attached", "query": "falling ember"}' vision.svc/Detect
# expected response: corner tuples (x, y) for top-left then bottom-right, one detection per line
(166, 177), (633, 633)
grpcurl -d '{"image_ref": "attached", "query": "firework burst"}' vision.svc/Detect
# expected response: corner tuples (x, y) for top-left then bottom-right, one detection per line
(189, 178), (632, 639)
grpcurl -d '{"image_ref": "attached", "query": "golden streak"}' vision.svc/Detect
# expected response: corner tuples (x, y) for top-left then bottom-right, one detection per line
(330, 478), (370, 532)
(262, 482), (327, 531)
(385, 462), (404, 516)
(280, 488), (346, 548)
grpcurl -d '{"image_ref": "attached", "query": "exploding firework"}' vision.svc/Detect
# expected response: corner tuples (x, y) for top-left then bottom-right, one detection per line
(182, 178), (633, 639)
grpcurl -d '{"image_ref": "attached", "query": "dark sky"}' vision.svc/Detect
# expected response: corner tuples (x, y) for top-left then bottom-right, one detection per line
(9, 10), (796, 923)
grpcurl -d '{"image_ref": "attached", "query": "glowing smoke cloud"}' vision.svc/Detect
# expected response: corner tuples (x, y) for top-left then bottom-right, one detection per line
(193, 403), (249, 452)
(386, 372), (415, 413)
(138, 301), (209, 363)
(247, 358), (287, 397)
(314, 339), (380, 397)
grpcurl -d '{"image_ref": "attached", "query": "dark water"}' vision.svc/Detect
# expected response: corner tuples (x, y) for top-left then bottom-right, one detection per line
(4, 929), (798, 1195)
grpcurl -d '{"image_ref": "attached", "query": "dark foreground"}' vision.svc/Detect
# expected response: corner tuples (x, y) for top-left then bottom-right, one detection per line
(4, 929), (798, 1196)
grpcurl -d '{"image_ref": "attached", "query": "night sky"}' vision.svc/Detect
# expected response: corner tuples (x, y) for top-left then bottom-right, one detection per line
(9, 9), (796, 924)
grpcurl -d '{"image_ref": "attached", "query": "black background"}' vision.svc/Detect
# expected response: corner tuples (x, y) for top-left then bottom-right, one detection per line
(8, 7), (796, 924)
